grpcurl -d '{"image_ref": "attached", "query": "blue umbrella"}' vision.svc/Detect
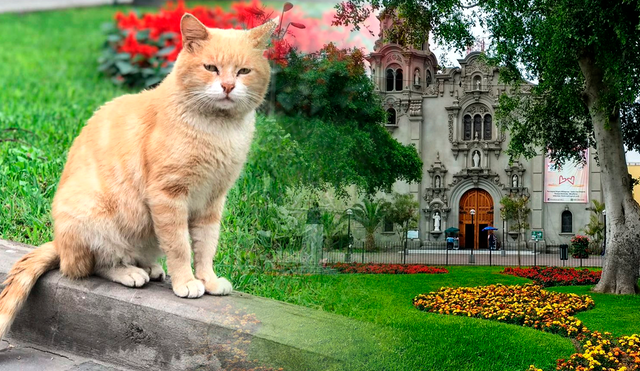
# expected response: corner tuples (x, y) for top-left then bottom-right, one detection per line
(482, 226), (499, 231)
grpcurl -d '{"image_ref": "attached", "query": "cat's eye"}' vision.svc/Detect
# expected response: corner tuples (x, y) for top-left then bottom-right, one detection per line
(237, 68), (251, 75)
(204, 64), (219, 73)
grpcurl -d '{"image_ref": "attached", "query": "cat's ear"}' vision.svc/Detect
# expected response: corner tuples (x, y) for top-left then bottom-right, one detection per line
(248, 17), (278, 50)
(181, 13), (209, 53)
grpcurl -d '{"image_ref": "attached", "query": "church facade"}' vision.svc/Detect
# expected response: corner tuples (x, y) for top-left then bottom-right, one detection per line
(366, 20), (603, 249)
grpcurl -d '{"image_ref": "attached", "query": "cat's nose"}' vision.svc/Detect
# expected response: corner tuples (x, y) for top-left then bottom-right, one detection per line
(221, 82), (235, 94)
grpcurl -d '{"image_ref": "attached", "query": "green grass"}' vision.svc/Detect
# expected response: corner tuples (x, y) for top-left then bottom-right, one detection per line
(0, 6), (129, 243)
(248, 266), (640, 370)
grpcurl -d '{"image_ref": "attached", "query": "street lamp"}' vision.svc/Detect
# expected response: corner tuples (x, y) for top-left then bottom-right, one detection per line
(346, 208), (353, 262)
(469, 209), (476, 263)
(602, 209), (606, 255)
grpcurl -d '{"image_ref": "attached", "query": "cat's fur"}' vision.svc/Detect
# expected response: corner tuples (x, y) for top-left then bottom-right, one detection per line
(0, 14), (276, 340)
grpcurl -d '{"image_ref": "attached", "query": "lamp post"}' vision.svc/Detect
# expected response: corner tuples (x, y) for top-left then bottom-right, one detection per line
(346, 208), (353, 262)
(602, 209), (606, 255)
(469, 209), (476, 263)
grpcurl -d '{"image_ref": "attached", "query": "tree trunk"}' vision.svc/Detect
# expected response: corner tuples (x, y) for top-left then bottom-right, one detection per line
(365, 232), (375, 252)
(579, 53), (640, 294)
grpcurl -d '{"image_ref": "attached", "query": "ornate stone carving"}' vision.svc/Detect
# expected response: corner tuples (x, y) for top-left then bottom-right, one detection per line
(424, 156), (450, 210)
(448, 114), (455, 143)
(448, 168), (504, 189)
(464, 104), (490, 116)
(504, 162), (528, 196)
(425, 84), (438, 96)
(409, 100), (422, 116)
(466, 58), (491, 75)
(387, 53), (403, 64)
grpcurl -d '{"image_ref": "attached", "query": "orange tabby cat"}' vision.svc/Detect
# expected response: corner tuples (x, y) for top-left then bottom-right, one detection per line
(0, 14), (277, 340)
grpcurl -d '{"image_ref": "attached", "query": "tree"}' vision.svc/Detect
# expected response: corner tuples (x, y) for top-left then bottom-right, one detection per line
(335, 0), (640, 294)
(270, 44), (423, 196)
(583, 200), (605, 254)
(500, 195), (530, 267)
(351, 198), (386, 251)
(383, 193), (419, 247)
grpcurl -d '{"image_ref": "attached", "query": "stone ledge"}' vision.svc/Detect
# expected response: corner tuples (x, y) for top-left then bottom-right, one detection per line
(0, 240), (384, 371)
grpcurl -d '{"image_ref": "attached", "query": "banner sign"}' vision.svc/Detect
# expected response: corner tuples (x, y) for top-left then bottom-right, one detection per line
(544, 150), (589, 203)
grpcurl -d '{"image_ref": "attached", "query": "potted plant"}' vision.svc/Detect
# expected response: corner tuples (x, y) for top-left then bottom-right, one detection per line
(570, 235), (590, 258)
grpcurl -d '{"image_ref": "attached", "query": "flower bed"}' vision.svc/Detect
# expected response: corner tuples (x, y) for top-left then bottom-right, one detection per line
(413, 284), (593, 337)
(414, 284), (640, 370)
(552, 332), (640, 371)
(100, 0), (294, 87)
(329, 263), (448, 275)
(501, 266), (601, 287)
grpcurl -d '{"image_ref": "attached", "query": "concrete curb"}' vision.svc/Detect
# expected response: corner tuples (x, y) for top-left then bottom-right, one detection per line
(0, 240), (382, 371)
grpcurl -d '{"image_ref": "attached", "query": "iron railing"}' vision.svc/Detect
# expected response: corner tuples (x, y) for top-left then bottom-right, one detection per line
(274, 241), (603, 269)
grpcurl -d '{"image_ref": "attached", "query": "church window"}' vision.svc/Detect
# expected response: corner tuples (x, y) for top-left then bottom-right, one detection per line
(473, 115), (482, 140)
(386, 108), (397, 126)
(561, 210), (573, 233)
(463, 115), (472, 140)
(483, 115), (492, 140)
(426, 70), (432, 87)
(386, 69), (394, 91)
(386, 68), (403, 91)
(395, 69), (403, 91)
(383, 219), (394, 233)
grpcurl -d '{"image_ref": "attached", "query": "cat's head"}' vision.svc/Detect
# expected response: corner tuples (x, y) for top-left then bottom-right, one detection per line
(173, 14), (278, 115)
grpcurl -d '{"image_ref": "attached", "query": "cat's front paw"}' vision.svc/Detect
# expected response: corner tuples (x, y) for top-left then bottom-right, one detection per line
(204, 277), (233, 296)
(172, 279), (205, 299)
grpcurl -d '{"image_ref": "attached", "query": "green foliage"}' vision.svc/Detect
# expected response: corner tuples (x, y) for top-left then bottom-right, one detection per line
(500, 194), (530, 233)
(582, 200), (605, 246)
(382, 192), (419, 244)
(272, 44), (423, 196)
(321, 211), (346, 250)
(351, 198), (386, 251)
(99, 23), (176, 87)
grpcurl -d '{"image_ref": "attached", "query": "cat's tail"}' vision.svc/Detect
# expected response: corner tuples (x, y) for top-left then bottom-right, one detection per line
(0, 242), (59, 340)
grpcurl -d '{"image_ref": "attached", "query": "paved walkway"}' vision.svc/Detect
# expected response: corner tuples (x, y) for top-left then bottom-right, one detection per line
(0, 0), (131, 14)
(0, 339), (123, 371)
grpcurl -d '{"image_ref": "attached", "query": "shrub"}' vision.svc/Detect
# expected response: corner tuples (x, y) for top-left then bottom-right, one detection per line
(99, 0), (293, 87)
(570, 235), (590, 258)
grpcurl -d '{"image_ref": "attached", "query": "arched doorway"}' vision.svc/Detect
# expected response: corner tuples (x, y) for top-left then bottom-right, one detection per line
(459, 189), (494, 249)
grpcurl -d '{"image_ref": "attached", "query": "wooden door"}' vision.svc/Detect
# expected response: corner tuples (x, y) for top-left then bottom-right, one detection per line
(459, 189), (494, 249)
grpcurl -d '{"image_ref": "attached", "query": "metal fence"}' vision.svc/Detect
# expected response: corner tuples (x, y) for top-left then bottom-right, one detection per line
(275, 240), (603, 268)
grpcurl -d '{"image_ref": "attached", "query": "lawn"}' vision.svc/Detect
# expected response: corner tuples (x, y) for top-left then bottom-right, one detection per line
(1, 4), (640, 371)
(256, 266), (640, 370)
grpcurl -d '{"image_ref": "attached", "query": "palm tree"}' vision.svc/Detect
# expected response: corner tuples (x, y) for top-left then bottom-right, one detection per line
(351, 198), (386, 251)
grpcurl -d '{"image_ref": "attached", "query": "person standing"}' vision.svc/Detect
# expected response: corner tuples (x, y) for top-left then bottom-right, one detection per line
(488, 231), (497, 250)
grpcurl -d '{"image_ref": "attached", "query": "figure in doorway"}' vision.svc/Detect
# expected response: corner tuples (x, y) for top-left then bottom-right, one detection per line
(512, 174), (519, 188)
